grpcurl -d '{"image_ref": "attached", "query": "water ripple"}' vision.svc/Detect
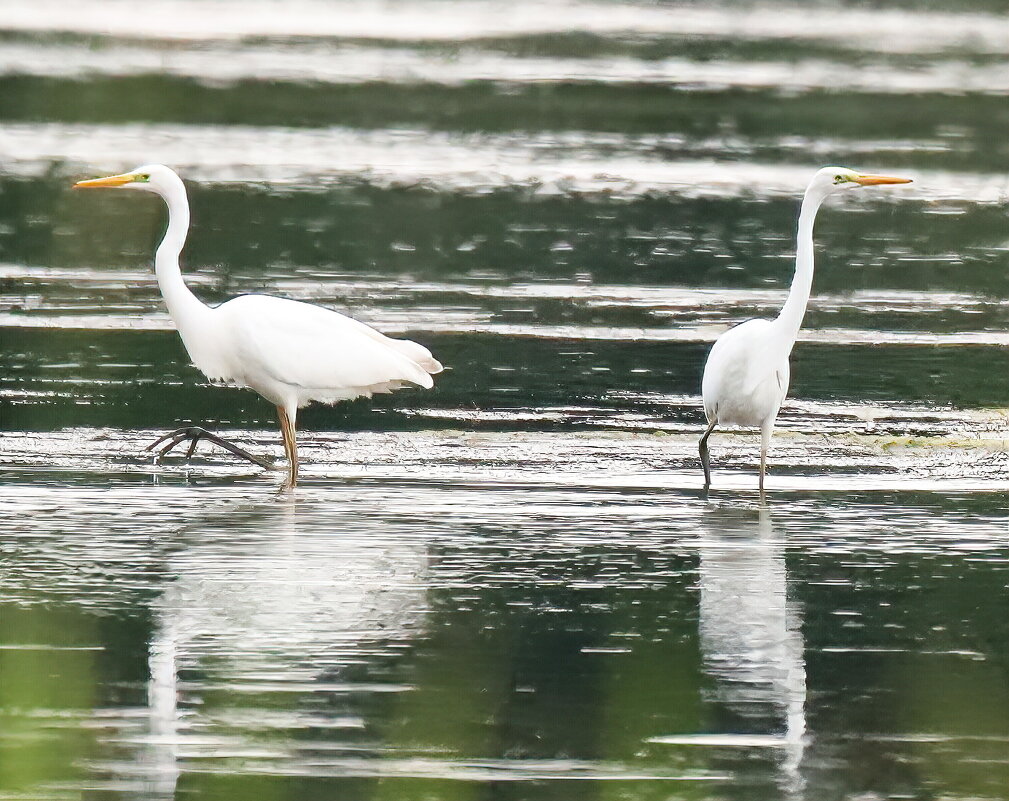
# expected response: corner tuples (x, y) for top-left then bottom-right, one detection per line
(4, 40), (1009, 95)
(3, 0), (1008, 54)
(4, 123), (994, 199)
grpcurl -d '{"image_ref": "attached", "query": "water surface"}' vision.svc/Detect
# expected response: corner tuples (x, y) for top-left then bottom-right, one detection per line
(2, 1), (1009, 799)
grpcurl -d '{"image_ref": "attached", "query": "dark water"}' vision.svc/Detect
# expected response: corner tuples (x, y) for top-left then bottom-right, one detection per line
(2, 1), (1009, 799)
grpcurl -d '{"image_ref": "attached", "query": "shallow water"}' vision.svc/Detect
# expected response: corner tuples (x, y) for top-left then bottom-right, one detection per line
(2, 1), (1009, 799)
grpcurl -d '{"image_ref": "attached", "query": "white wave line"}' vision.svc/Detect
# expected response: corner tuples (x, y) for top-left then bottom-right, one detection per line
(1, 41), (1008, 95)
(5, 311), (1009, 348)
(1, 1), (1007, 54)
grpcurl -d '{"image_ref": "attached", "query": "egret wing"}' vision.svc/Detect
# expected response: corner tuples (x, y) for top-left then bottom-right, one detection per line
(341, 314), (443, 374)
(224, 295), (436, 392)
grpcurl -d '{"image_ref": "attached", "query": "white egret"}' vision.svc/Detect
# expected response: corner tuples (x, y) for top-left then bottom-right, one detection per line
(75, 164), (443, 488)
(699, 166), (911, 491)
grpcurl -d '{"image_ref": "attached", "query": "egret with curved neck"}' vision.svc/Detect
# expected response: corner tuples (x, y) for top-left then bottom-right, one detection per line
(699, 166), (911, 492)
(75, 164), (443, 488)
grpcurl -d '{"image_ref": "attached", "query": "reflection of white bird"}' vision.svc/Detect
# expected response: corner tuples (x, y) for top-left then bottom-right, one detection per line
(699, 167), (911, 491)
(698, 505), (806, 796)
(142, 502), (428, 787)
(74, 164), (443, 487)
(144, 611), (180, 800)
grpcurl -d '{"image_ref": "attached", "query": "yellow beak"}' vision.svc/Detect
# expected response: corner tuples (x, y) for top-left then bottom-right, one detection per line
(852, 174), (913, 186)
(73, 172), (137, 189)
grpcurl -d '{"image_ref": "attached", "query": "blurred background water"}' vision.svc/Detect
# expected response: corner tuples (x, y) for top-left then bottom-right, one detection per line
(2, 1), (1009, 799)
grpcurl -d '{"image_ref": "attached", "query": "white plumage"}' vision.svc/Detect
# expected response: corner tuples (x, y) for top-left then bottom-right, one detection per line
(76, 163), (442, 487)
(699, 166), (911, 491)
(702, 318), (790, 428)
(209, 294), (439, 405)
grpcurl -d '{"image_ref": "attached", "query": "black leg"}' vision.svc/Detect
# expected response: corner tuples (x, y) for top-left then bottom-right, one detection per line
(699, 419), (717, 490)
(146, 427), (275, 470)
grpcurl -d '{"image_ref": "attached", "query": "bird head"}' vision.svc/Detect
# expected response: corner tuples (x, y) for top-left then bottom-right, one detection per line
(813, 166), (912, 194)
(74, 164), (183, 196)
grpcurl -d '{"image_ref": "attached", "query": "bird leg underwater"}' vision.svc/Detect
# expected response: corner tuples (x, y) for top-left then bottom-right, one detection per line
(699, 419), (717, 490)
(146, 427), (276, 470)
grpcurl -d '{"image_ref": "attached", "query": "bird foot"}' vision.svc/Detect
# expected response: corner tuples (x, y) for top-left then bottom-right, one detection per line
(146, 427), (276, 470)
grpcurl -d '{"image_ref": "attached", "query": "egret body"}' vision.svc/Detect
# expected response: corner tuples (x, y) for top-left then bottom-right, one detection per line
(699, 167), (911, 491)
(75, 165), (442, 487)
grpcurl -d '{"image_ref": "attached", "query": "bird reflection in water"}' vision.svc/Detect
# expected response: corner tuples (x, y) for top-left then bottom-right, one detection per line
(137, 499), (430, 795)
(698, 503), (807, 796)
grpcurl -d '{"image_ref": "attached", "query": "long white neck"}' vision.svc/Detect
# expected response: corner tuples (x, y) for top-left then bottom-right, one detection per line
(154, 178), (210, 331)
(771, 183), (829, 352)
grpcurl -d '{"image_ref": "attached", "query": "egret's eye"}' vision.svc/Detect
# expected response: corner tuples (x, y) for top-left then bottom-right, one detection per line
(135, 174), (151, 183)
(833, 174), (846, 184)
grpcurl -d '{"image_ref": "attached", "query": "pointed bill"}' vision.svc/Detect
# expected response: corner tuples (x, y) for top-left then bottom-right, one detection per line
(74, 172), (137, 189)
(852, 174), (913, 186)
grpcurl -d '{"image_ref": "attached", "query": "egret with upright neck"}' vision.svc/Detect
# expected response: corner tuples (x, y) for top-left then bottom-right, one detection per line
(699, 166), (911, 492)
(75, 164), (443, 488)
